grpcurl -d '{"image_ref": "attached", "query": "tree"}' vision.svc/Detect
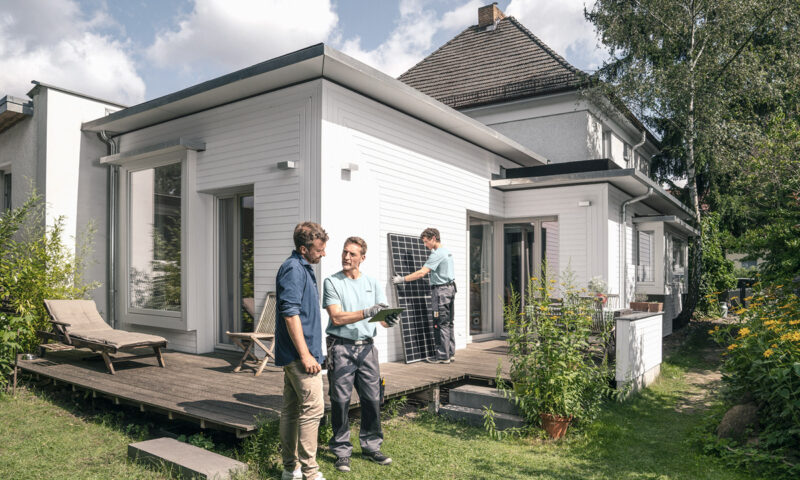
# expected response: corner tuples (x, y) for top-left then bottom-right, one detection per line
(585, 0), (800, 324)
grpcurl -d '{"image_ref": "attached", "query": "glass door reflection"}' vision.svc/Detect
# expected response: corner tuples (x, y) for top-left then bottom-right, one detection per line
(217, 194), (254, 346)
(469, 220), (493, 336)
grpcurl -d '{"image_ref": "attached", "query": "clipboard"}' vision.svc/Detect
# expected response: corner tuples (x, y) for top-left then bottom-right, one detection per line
(368, 308), (404, 323)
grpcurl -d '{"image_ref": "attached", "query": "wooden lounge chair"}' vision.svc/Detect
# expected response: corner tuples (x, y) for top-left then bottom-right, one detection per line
(41, 299), (167, 375)
(227, 292), (276, 376)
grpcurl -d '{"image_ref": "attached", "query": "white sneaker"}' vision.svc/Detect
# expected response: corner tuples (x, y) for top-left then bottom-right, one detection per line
(281, 468), (301, 480)
(306, 473), (326, 480)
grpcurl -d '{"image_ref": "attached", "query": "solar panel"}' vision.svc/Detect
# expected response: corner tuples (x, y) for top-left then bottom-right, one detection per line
(388, 233), (436, 363)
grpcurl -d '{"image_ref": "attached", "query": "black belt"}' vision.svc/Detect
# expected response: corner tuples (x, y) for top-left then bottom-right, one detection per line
(329, 335), (373, 346)
(433, 281), (456, 287)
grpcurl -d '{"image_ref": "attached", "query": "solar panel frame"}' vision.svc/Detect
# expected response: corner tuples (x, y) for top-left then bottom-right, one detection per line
(388, 233), (436, 363)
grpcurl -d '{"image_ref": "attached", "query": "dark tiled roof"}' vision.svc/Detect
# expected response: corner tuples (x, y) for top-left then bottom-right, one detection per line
(399, 17), (587, 109)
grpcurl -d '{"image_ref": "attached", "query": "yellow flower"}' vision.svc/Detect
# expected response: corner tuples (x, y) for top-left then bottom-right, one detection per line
(738, 327), (750, 337)
(771, 344), (778, 348)
(764, 349), (774, 358)
(789, 320), (800, 325)
(780, 332), (800, 342)
(708, 329), (715, 335)
(728, 344), (738, 350)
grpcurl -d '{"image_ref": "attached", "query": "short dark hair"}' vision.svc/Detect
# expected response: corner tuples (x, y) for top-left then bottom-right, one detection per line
(293, 222), (329, 250)
(344, 236), (367, 255)
(420, 227), (440, 242)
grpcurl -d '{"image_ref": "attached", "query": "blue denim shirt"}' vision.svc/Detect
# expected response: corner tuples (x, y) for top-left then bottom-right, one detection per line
(274, 250), (324, 366)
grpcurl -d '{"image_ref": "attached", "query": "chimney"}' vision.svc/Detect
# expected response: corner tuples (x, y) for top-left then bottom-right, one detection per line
(478, 3), (505, 28)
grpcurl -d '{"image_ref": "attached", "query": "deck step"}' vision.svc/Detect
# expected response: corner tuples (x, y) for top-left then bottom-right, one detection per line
(439, 404), (525, 430)
(128, 437), (248, 480)
(448, 384), (519, 415)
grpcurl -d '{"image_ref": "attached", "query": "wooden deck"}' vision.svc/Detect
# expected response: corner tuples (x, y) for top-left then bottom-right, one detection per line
(16, 341), (510, 437)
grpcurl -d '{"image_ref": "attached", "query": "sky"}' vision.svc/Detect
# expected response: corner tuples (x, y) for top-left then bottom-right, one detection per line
(0, 0), (607, 106)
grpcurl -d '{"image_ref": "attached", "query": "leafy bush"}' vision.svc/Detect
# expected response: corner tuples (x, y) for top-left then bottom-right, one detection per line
(0, 192), (98, 354)
(697, 213), (736, 317)
(497, 272), (615, 429)
(709, 283), (800, 470)
(0, 313), (35, 389)
(240, 416), (282, 476)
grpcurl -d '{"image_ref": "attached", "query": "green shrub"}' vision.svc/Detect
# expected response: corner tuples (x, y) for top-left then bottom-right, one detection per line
(0, 192), (98, 354)
(697, 213), (737, 317)
(709, 283), (800, 470)
(0, 313), (35, 389)
(496, 271), (615, 430)
(240, 416), (282, 476)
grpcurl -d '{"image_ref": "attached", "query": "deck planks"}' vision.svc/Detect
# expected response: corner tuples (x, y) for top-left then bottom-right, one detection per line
(17, 341), (510, 436)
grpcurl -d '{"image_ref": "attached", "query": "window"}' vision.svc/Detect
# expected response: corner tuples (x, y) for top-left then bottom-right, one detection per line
(671, 237), (686, 283)
(2, 172), (10, 211)
(602, 131), (611, 158)
(128, 162), (182, 312)
(636, 230), (654, 282)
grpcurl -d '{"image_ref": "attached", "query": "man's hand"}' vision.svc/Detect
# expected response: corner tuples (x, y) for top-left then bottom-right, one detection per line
(392, 274), (405, 284)
(383, 312), (401, 327)
(363, 303), (389, 318)
(300, 354), (321, 374)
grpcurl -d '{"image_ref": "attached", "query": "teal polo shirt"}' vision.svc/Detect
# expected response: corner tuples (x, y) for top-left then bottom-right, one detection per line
(323, 271), (387, 341)
(424, 246), (455, 285)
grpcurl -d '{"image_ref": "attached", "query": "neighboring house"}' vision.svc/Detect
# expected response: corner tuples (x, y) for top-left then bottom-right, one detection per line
(0, 7), (696, 360)
(0, 84), (124, 316)
(400, 4), (697, 335)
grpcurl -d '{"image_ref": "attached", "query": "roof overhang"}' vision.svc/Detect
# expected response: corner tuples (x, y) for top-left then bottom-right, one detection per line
(0, 95), (33, 134)
(491, 168), (695, 221)
(82, 44), (546, 167)
(632, 215), (699, 237)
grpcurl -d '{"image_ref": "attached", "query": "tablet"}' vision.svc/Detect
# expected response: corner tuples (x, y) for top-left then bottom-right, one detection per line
(368, 307), (404, 323)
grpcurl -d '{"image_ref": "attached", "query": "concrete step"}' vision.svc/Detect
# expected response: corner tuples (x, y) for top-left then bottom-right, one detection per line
(439, 404), (525, 430)
(128, 437), (248, 480)
(448, 384), (519, 415)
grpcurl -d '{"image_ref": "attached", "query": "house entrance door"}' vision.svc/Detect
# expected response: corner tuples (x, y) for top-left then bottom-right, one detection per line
(502, 219), (559, 333)
(216, 193), (254, 348)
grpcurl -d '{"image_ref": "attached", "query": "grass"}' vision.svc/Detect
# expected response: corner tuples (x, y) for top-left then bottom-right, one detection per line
(0, 324), (766, 479)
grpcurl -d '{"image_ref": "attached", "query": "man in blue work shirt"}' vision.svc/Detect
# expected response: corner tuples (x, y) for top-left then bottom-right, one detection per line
(393, 227), (456, 363)
(275, 222), (329, 480)
(323, 236), (399, 472)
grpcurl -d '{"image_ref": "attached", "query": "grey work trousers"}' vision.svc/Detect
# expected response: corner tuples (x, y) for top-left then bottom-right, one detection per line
(431, 283), (456, 360)
(326, 339), (383, 458)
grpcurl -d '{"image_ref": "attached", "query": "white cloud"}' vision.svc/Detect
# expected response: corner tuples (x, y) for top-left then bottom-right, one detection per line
(0, 0), (145, 105)
(338, 0), (483, 78)
(506, 0), (607, 71)
(146, 0), (338, 72)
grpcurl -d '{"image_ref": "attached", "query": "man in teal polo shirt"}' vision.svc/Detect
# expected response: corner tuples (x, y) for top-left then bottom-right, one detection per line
(392, 227), (456, 363)
(323, 236), (399, 472)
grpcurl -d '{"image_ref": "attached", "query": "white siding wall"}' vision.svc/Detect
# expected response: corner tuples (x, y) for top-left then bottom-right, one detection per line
(616, 313), (663, 392)
(504, 184), (608, 293)
(0, 115), (37, 207)
(114, 81), (321, 353)
(319, 80), (516, 362)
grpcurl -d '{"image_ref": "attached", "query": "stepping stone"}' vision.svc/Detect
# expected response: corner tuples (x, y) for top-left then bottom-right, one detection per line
(128, 437), (248, 480)
(439, 404), (525, 430)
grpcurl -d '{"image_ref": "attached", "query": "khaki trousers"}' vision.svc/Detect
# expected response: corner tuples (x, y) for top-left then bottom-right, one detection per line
(280, 360), (324, 479)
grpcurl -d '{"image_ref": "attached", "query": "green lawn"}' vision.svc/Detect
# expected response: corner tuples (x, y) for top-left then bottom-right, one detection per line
(0, 325), (765, 480)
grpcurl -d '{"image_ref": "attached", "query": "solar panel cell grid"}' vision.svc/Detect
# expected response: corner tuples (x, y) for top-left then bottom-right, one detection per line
(388, 233), (436, 363)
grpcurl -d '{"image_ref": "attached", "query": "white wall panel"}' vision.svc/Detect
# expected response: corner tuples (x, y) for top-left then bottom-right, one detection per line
(319, 80), (516, 362)
(115, 81), (321, 353)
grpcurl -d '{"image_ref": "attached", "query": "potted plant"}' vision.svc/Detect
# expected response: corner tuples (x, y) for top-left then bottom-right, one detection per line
(587, 276), (608, 306)
(498, 273), (615, 439)
(630, 293), (650, 312)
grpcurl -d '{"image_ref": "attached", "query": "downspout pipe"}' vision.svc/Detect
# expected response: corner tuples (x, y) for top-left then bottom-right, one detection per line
(620, 187), (654, 309)
(99, 131), (118, 328)
(629, 130), (647, 169)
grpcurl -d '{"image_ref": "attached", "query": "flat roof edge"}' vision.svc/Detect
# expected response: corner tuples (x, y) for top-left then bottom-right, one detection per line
(28, 81), (127, 109)
(83, 44), (325, 132)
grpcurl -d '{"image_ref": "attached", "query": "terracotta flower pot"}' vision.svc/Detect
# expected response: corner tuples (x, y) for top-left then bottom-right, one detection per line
(630, 301), (649, 312)
(540, 413), (572, 439)
(648, 302), (663, 312)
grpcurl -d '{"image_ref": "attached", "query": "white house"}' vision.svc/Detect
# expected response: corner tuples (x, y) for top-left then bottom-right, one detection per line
(1, 17), (695, 361)
(401, 4), (698, 335)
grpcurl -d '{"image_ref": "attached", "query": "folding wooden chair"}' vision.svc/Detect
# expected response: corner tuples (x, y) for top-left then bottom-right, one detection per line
(226, 292), (276, 376)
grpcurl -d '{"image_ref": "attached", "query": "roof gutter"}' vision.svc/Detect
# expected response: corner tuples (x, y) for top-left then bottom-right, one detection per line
(98, 130), (119, 328)
(620, 187), (653, 309)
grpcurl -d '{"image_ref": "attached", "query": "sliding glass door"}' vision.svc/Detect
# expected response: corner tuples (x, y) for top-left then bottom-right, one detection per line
(468, 219), (493, 338)
(217, 193), (254, 347)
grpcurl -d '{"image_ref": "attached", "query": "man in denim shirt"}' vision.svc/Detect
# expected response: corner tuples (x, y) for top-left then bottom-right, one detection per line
(275, 222), (328, 480)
